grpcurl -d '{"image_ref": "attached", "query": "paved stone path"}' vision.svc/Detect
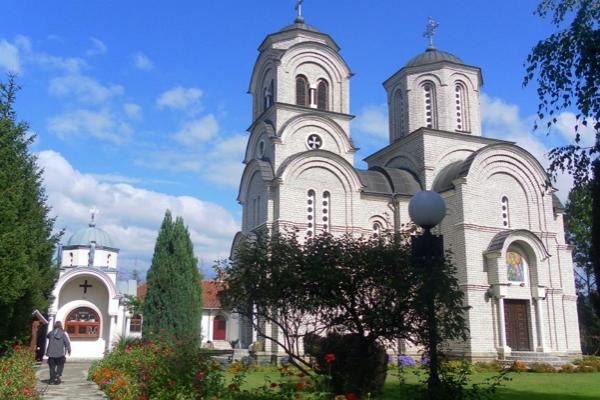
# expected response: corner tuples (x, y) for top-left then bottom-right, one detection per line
(36, 361), (107, 399)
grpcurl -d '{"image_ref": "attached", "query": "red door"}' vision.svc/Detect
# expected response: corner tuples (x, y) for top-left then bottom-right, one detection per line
(213, 316), (226, 340)
(504, 300), (531, 351)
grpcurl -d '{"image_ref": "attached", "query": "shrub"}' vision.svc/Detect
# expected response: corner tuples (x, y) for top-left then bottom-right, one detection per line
(305, 332), (387, 396)
(510, 361), (528, 372)
(473, 361), (503, 372)
(0, 345), (39, 399)
(89, 337), (230, 400)
(559, 363), (577, 373)
(529, 362), (557, 373)
(573, 356), (600, 372)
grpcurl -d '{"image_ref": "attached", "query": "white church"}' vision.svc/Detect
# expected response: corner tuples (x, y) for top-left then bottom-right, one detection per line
(47, 213), (140, 359)
(232, 15), (581, 361)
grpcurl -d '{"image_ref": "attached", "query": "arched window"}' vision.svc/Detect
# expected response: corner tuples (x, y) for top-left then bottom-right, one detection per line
(454, 83), (468, 132)
(501, 196), (510, 228)
(322, 191), (330, 232)
(213, 315), (227, 340)
(394, 89), (405, 136)
(506, 250), (527, 283)
(307, 190), (316, 237)
(65, 307), (100, 339)
(263, 80), (275, 111)
(423, 82), (437, 129)
(129, 314), (142, 333)
(373, 222), (382, 238)
(316, 79), (329, 110)
(257, 140), (265, 158)
(296, 75), (309, 107)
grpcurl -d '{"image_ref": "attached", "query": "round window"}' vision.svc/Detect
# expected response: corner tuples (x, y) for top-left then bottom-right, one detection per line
(306, 134), (322, 150)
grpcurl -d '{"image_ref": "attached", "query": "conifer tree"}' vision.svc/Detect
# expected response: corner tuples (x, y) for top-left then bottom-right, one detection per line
(0, 76), (60, 342)
(142, 210), (202, 343)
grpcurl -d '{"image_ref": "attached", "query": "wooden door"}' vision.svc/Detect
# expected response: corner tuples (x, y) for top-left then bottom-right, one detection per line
(213, 316), (226, 341)
(504, 300), (531, 351)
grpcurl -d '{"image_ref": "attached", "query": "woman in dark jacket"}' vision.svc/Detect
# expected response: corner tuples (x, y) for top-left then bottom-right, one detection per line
(46, 321), (71, 384)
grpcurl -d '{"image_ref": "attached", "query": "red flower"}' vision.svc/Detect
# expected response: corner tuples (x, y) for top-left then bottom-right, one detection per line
(24, 388), (30, 396)
(270, 382), (278, 388)
(324, 353), (336, 363)
(346, 393), (359, 400)
(195, 371), (205, 381)
(14, 345), (21, 351)
(141, 374), (150, 382)
(297, 373), (305, 378)
(168, 379), (176, 386)
(295, 382), (306, 390)
(228, 383), (238, 390)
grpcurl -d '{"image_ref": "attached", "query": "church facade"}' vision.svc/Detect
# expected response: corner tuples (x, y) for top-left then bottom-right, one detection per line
(47, 217), (139, 359)
(234, 17), (581, 360)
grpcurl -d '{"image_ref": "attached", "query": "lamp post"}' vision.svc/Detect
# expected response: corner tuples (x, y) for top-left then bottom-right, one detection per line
(409, 190), (446, 397)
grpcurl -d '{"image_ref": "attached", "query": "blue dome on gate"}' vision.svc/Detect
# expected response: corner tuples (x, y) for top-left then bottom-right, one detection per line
(66, 224), (115, 248)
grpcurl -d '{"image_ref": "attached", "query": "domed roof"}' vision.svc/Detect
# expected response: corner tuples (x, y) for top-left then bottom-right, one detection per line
(279, 18), (320, 33)
(67, 224), (115, 248)
(405, 48), (464, 68)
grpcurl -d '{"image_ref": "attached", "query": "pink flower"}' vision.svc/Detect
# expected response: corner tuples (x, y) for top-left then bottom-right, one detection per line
(324, 353), (336, 363)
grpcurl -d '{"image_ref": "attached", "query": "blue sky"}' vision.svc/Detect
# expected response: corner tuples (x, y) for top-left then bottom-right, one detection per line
(1, 1), (590, 278)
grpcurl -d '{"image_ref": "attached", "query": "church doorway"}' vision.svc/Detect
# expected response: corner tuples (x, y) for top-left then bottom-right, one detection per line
(504, 300), (531, 351)
(213, 315), (226, 340)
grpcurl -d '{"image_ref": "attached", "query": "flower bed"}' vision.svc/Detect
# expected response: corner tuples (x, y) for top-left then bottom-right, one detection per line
(0, 345), (39, 399)
(90, 340), (352, 399)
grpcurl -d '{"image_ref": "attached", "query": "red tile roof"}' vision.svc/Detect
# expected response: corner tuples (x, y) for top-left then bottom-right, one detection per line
(136, 280), (223, 309)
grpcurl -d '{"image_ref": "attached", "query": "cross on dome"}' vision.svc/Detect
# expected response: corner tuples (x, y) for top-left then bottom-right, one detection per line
(89, 207), (99, 227)
(423, 16), (439, 49)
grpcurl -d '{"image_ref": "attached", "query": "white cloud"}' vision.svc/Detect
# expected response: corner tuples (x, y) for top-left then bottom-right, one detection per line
(37, 150), (239, 272)
(123, 103), (142, 120)
(132, 52), (154, 71)
(49, 74), (123, 104)
(203, 134), (246, 187)
(14, 34), (86, 74)
(86, 37), (107, 57)
(156, 86), (203, 113)
(554, 111), (597, 148)
(0, 39), (20, 73)
(172, 114), (218, 145)
(47, 109), (132, 144)
(353, 104), (388, 139)
(480, 93), (573, 201)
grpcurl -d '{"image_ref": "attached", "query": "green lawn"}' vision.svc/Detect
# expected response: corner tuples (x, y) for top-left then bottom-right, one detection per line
(234, 369), (600, 399)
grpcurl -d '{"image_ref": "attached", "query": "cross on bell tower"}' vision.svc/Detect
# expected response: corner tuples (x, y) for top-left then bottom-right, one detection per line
(423, 16), (439, 49)
(294, 0), (304, 23)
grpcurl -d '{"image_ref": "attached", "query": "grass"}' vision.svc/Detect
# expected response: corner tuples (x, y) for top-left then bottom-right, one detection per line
(232, 367), (600, 399)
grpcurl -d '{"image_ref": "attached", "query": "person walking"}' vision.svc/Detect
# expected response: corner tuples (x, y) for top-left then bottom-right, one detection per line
(46, 321), (71, 385)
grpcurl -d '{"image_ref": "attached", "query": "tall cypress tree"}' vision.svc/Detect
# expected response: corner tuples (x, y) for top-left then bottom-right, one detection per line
(143, 210), (202, 343)
(0, 76), (60, 342)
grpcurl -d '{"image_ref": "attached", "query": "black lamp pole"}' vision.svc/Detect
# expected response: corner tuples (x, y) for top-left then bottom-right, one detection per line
(409, 190), (446, 398)
(411, 226), (444, 396)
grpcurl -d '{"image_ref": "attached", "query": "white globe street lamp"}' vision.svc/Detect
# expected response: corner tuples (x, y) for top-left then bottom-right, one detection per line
(408, 190), (446, 230)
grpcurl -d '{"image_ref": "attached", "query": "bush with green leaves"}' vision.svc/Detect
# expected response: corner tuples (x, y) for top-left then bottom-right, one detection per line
(305, 332), (387, 396)
(219, 230), (469, 398)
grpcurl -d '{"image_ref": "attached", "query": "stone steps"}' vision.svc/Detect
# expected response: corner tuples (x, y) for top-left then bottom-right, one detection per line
(501, 352), (567, 366)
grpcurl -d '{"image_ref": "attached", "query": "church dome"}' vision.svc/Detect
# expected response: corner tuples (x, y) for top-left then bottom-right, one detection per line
(279, 18), (320, 33)
(405, 48), (464, 68)
(67, 224), (115, 248)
